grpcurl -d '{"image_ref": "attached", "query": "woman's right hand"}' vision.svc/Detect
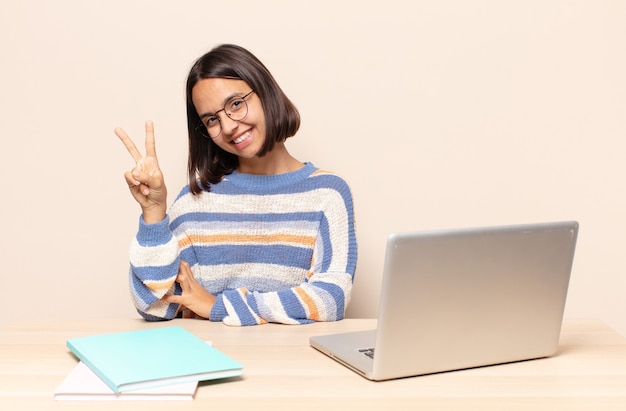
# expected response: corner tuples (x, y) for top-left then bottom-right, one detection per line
(114, 120), (167, 224)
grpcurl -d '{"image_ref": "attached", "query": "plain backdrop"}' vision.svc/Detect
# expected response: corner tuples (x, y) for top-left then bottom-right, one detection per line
(1, 0), (625, 335)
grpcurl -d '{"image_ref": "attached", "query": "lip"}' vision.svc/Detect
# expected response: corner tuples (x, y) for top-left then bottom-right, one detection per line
(230, 130), (253, 149)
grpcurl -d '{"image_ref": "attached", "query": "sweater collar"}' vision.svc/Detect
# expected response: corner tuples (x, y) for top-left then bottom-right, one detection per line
(223, 162), (316, 190)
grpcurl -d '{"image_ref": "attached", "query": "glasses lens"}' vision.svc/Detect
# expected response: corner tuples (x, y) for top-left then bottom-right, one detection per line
(206, 117), (221, 138)
(196, 121), (213, 139)
(225, 97), (248, 121)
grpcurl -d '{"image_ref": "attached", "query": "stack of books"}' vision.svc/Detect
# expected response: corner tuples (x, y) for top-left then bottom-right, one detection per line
(54, 326), (243, 401)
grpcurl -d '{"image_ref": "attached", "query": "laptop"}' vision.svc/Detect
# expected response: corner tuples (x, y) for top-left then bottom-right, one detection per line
(310, 221), (579, 381)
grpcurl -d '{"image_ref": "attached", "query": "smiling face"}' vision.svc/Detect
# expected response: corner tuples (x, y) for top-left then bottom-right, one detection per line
(191, 78), (266, 159)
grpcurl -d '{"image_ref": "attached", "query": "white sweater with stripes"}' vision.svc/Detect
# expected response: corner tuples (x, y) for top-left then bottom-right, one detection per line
(128, 162), (358, 326)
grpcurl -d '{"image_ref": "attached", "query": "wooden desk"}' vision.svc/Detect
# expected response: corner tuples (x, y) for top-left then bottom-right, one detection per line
(1, 318), (625, 410)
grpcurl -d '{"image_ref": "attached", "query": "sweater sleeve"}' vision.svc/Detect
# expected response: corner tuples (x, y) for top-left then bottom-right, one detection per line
(209, 179), (358, 326)
(128, 215), (182, 320)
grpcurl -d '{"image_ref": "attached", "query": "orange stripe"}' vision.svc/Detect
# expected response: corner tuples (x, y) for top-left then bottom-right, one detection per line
(310, 169), (333, 176)
(179, 233), (316, 249)
(144, 278), (175, 291)
(295, 287), (319, 321)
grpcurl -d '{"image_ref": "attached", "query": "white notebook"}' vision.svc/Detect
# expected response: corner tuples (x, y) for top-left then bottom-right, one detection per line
(54, 361), (198, 401)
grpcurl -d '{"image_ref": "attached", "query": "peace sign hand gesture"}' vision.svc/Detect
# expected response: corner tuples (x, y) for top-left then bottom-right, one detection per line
(115, 120), (168, 224)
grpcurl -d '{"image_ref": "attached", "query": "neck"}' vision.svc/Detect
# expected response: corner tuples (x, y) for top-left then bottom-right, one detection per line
(237, 142), (304, 175)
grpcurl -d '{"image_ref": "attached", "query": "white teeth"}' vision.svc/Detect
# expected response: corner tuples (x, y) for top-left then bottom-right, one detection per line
(233, 131), (250, 144)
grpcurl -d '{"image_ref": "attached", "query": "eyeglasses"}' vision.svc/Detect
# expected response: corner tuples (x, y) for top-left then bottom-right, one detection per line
(196, 90), (255, 139)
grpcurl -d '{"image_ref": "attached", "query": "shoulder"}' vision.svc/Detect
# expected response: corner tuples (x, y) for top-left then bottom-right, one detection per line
(300, 165), (355, 208)
(173, 185), (193, 202)
(305, 166), (353, 194)
(169, 184), (210, 215)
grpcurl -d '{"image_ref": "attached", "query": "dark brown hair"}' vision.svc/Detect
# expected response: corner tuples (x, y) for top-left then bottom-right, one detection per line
(185, 44), (301, 194)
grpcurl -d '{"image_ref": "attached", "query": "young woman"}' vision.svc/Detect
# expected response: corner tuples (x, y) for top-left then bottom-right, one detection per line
(115, 44), (358, 326)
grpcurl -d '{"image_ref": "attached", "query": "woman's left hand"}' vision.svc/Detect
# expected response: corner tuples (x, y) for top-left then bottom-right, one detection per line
(163, 260), (216, 319)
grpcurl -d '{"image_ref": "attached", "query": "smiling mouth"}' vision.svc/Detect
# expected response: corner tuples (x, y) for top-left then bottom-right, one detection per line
(232, 130), (251, 145)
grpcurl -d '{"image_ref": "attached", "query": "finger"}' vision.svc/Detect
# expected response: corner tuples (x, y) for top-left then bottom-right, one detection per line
(130, 160), (155, 184)
(114, 127), (143, 163)
(176, 262), (195, 290)
(128, 167), (159, 197)
(178, 261), (191, 278)
(178, 262), (193, 282)
(177, 272), (191, 291)
(162, 294), (182, 305)
(144, 120), (157, 158)
(140, 184), (151, 196)
(123, 170), (141, 187)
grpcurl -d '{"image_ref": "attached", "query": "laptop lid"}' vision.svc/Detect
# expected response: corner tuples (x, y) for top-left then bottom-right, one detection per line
(310, 221), (579, 381)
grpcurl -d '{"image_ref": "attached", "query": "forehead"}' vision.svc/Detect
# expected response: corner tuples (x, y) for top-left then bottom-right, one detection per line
(191, 78), (251, 112)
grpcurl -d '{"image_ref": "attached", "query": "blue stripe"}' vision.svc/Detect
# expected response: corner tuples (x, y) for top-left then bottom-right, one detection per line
(195, 245), (312, 269)
(246, 292), (260, 316)
(136, 216), (172, 246)
(137, 310), (168, 321)
(318, 215), (332, 272)
(216, 170), (350, 196)
(347, 233), (358, 274)
(209, 294), (227, 322)
(179, 248), (198, 266)
(277, 289), (307, 319)
(223, 290), (258, 325)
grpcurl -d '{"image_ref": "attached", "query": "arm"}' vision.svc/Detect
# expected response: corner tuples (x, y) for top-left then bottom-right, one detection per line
(116, 121), (180, 320)
(128, 215), (181, 320)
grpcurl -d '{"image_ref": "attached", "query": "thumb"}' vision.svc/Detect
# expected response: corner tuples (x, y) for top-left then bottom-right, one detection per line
(162, 294), (182, 305)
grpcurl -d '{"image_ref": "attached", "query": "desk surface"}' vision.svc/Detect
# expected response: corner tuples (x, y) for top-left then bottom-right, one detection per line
(1, 318), (625, 410)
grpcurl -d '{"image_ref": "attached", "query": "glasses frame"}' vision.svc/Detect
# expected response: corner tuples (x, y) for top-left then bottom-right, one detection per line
(196, 90), (255, 139)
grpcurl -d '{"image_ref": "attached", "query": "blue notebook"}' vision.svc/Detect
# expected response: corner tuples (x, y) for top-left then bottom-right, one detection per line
(66, 326), (243, 393)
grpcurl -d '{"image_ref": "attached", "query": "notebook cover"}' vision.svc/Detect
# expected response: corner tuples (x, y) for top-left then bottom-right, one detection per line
(66, 326), (243, 392)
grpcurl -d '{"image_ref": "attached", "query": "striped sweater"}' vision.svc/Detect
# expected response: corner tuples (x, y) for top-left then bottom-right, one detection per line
(128, 162), (358, 326)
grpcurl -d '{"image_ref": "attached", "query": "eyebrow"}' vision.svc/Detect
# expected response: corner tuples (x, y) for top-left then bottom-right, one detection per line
(198, 92), (247, 120)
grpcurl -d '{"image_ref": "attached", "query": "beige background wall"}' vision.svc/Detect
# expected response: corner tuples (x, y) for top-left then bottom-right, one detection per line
(1, 1), (624, 335)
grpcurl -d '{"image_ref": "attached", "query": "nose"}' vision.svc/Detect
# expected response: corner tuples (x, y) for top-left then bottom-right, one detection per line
(218, 112), (239, 136)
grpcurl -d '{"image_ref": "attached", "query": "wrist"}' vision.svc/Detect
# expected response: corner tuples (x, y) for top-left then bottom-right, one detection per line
(209, 294), (227, 322)
(142, 206), (167, 224)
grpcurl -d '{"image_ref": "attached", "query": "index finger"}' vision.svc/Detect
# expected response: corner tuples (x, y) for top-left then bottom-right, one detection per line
(144, 120), (157, 158)
(114, 126), (143, 163)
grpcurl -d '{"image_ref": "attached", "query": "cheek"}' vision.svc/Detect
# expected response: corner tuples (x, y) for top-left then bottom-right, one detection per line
(247, 101), (265, 131)
(253, 111), (266, 135)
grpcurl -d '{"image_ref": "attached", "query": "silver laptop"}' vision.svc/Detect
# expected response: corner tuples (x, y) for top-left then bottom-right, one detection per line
(310, 221), (579, 381)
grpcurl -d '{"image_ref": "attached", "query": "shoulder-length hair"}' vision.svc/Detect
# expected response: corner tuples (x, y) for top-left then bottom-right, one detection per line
(185, 44), (301, 194)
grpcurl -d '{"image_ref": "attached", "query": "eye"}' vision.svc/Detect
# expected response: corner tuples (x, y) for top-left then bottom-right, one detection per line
(228, 98), (245, 112)
(205, 116), (219, 127)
